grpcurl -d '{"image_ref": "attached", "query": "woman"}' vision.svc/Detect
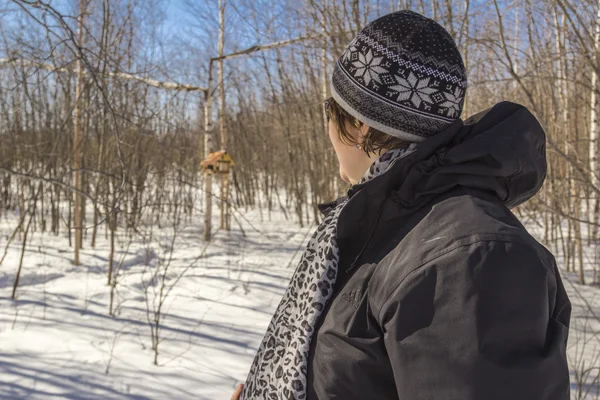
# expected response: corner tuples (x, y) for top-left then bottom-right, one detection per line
(234, 10), (571, 400)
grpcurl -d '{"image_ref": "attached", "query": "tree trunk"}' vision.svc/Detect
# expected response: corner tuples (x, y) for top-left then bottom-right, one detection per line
(589, 0), (600, 241)
(73, 0), (86, 266)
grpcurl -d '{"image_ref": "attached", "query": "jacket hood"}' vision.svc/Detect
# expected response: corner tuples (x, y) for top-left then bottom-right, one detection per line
(364, 101), (547, 210)
(319, 101), (546, 219)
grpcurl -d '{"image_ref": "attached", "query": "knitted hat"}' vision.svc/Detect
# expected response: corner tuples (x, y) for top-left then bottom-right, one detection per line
(330, 10), (467, 142)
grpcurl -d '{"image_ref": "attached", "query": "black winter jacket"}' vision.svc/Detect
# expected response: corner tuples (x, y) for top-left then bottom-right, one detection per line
(307, 101), (572, 400)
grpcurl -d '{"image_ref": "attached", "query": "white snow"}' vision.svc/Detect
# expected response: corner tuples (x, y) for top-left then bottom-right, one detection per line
(1, 203), (312, 399)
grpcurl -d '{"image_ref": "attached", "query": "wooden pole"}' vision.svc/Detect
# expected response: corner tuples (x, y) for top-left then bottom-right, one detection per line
(73, 0), (86, 266)
(203, 63), (214, 242)
(589, 0), (600, 239)
(0, 58), (207, 92)
(217, 0), (230, 231)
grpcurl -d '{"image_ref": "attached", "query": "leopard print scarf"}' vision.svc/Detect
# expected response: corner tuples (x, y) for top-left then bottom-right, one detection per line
(240, 144), (417, 400)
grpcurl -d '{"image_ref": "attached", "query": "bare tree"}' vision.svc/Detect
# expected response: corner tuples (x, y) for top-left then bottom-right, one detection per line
(73, 0), (87, 266)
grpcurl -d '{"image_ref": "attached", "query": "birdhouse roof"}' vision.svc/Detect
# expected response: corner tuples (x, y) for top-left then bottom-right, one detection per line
(201, 150), (235, 168)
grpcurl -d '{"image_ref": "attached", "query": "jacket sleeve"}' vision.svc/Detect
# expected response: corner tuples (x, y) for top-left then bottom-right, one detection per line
(376, 238), (571, 400)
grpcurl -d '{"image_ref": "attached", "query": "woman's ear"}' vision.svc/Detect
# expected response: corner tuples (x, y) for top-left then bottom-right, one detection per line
(358, 123), (370, 143)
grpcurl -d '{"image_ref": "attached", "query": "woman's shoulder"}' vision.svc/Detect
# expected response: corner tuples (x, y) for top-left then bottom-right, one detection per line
(366, 191), (548, 313)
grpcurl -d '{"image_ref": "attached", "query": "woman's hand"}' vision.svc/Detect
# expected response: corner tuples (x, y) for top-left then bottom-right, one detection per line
(230, 383), (244, 400)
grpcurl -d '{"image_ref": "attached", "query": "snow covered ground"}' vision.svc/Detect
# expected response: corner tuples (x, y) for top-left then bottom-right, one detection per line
(1, 203), (313, 399)
(0, 201), (599, 399)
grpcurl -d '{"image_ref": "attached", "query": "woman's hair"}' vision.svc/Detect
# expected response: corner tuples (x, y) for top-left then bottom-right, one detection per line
(325, 96), (412, 156)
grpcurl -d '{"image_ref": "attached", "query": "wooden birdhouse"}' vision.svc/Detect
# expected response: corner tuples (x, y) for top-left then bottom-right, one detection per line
(201, 150), (235, 174)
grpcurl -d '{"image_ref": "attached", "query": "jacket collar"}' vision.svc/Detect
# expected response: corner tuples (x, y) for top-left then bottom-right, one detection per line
(326, 119), (465, 279)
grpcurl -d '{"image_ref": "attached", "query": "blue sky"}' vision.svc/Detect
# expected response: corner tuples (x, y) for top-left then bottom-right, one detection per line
(164, 0), (190, 36)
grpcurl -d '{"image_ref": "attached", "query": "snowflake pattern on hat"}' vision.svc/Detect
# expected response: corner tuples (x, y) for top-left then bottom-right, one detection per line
(390, 72), (437, 108)
(440, 86), (464, 118)
(351, 49), (388, 86)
